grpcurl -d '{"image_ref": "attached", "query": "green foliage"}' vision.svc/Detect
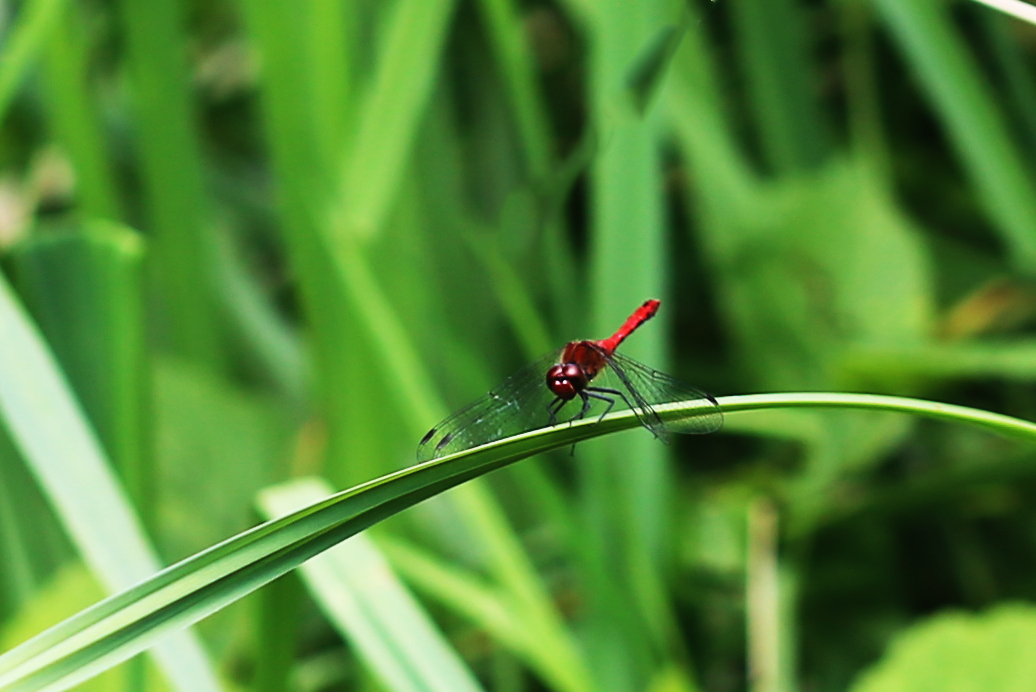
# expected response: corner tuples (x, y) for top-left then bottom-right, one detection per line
(850, 604), (1036, 692)
(1, 0), (1036, 691)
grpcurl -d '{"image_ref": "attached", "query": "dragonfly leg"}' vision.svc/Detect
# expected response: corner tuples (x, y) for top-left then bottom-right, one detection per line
(573, 390), (594, 423)
(547, 397), (567, 426)
(587, 385), (660, 438)
(584, 389), (617, 423)
(585, 386), (635, 419)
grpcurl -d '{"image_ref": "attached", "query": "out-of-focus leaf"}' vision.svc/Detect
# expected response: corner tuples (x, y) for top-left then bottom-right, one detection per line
(0, 563), (158, 692)
(841, 340), (1036, 382)
(729, 0), (830, 172)
(710, 160), (934, 391)
(257, 478), (485, 692)
(0, 0), (64, 121)
(700, 160), (935, 521)
(0, 270), (220, 692)
(850, 604), (1036, 692)
(154, 358), (290, 561)
(875, 0), (1036, 272)
(626, 21), (686, 115)
(970, 0), (1036, 28)
(116, 0), (221, 367)
(588, 0), (676, 679)
(332, 0), (458, 241)
(7, 223), (148, 510)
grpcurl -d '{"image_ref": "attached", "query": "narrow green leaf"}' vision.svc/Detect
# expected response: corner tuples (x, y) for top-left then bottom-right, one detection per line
(307, 0), (355, 159)
(626, 21), (686, 115)
(0, 0), (64, 122)
(7, 223), (149, 515)
(258, 478), (485, 692)
(331, 0), (458, 241)
(729, 0), (830, 173)
(116, 0), (221, 366)
(979, 11), (1036, 161)
(875, 0), (1036, 272)
(382, 534), (589, 692)
(40, 4), (123, 220)
(473, 0), (554, 179)
(0, 271), (219, 691)
(666, 16), (759, 212)
(0, 392), (1032, 690)
(970, 0), (1036, 26)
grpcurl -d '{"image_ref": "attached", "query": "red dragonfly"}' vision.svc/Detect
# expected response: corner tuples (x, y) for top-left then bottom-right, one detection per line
(417, 299), (722, 461)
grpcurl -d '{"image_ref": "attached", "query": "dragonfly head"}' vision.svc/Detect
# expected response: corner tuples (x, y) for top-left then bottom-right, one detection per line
(546, 363), (588, 400)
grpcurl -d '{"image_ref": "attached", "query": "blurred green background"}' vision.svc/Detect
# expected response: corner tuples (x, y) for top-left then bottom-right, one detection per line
(3, 0), (1036, 690)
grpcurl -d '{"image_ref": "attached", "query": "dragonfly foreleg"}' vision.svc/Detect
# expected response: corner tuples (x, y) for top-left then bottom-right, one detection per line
(583, 389), (618, 423)
(584, 386), (636, 424)
(572, 390), (594, 425)
(547, 396), (567, 426)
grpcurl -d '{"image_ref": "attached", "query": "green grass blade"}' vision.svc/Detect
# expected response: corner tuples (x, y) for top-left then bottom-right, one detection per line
(307, 0), (355, 158)
(6, 222), (150, 521)
(381, 534), (590, 692)
(841, 340), (1036, 380)
(331, 0), (458, 241)
(666, 12), (759, 221)
(714, 392), (1036, 442)
(626, 20), (687, 115)
(729, 0), (830, 173)
(970, 0), (1036, 26)
(39, 4), (122, 221)
(2, 392), (1034, 690)
(237, 0), (360, 470)
(874, 0), (1036, 271)
(115, 0), (221, 367)
(258, 478), (485, 692)
(980, 11), (1036, 160)
(841, 2), (890, 171)
(463, 231), (554, 357)
(473, 0), (554, 179)
(0, 271), (219, 691)
(252, 572), (299, 692)
(210, 230), (307, 410)
(0, 0), (63, 121)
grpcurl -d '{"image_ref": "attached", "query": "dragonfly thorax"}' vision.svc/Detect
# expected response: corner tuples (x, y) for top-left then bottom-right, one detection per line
(546, 362), (589, 400)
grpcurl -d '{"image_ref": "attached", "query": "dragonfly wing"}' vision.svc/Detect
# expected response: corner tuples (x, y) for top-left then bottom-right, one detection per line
(417, 351), (564, 461)
(602, 351), (723, 438)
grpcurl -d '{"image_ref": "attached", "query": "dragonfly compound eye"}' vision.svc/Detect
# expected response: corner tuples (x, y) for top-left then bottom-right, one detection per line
(546, 363), (587, 400)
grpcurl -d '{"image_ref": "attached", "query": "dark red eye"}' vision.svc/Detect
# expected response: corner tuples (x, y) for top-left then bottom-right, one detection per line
(546, 363), (587, 400)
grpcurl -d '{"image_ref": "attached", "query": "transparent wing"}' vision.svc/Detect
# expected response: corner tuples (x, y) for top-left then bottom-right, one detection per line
(418, 350), (567, 461)
(600, 351), (723, 442)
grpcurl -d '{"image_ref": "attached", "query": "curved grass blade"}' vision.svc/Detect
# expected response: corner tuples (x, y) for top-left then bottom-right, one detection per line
(0, 397), (713, 691)
(3, 392), (1036, 690)
(0, 270), (219, 692)
(258, 478), (485, 692)
(970, 0), (1036, 26)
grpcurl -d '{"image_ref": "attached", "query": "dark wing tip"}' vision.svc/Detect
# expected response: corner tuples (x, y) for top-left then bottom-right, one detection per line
(435, 431), (456, 453)
(419, 427), (438, 446)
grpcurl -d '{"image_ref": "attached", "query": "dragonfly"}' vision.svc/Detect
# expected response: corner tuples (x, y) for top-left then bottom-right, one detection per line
(417, 299), (723, 461)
